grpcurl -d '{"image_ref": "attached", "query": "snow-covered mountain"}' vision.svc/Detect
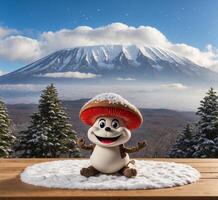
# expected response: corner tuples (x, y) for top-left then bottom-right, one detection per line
(1, 45), (217, 83)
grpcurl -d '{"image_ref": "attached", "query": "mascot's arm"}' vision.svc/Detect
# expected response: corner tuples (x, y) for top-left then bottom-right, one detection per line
(77, 138), (95, 151)
(123, 140), (147, 153)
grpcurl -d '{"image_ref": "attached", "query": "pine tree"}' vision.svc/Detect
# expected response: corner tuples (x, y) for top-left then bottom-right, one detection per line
(15, 84), (81, 158)
(192, 87), (218, 157)
(0, 100), (15, 157)
(169, 124), (195, 158)
(169, 87), (218, 158)
(197, 87), (218, 139)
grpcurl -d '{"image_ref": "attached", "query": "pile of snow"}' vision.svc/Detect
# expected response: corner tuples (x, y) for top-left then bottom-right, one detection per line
(20, 160), (200, 190)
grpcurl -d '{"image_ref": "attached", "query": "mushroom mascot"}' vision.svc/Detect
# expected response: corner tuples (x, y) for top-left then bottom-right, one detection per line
(77, 93), (146, 178)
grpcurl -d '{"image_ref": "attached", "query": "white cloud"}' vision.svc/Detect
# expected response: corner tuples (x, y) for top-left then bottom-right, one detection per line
(38, 71), (100, 79)
(0, 83), (204, 111)
(169, 43), (218, 70)
(160, 83), (187, 90)
(1, 23), (218, 71)
(116, 77), (135, 81)
(39, 23), (169, 53)
(0, 84), (44, 91)
(0, 70), (5, 76)
(0, 27), (17, 38)
(0, 35), (41, 62)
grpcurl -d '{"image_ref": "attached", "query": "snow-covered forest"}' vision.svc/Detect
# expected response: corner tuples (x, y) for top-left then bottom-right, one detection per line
(169, 88), (218, 158)
(0, 84), (80, 158)
(1, 85), (218, 158)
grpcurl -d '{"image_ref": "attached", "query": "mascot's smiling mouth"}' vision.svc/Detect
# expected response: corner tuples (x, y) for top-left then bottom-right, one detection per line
(94, 134), (121, 144)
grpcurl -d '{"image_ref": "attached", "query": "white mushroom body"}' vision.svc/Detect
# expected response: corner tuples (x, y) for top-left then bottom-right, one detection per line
(88, 117), (131, 173)
(90, 145), (130, 173)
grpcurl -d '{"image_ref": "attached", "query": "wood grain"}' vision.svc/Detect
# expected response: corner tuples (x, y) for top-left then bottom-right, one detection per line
(0, 158), (218, 200)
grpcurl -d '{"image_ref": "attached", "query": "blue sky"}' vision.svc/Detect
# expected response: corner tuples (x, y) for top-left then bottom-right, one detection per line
(0, 0), (218, 72)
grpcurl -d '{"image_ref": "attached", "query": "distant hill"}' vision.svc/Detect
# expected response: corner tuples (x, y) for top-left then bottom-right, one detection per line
(7, 99), (197, 157)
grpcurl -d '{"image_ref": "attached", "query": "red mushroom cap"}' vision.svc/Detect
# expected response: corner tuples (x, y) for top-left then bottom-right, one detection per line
(79, 93), (143, 130)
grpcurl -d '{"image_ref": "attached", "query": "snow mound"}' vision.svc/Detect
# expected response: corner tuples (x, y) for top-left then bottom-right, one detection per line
(20, 160), (200, 190)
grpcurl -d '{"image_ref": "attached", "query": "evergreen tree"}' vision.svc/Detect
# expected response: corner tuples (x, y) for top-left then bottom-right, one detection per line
(15, 84), (81, 158)
(169, 87), (218, 158)
(197, 87), (218, 139)
(169, 124), (195, 158)
(0, 100), (15, 157)
(192, 87), (218, 157)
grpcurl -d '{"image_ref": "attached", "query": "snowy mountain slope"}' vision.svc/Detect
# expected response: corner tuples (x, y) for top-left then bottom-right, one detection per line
(0, 45), (217, 83)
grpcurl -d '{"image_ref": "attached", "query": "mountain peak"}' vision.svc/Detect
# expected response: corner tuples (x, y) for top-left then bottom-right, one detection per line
(0, 44), (216, 84)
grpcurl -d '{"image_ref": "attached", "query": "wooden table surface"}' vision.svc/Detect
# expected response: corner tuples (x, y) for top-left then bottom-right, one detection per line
(0, 158), (218, 200)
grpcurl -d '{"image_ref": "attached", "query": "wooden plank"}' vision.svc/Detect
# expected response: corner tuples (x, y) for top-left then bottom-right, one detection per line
(1, 161), (218, 173)
(2, 158), (218, 163)
(1, 161), (218, 168)
(0, 159), (218, 200)
(0, 161), (218, 171)
(201, 173), (218, 179)
(0, 178), (217, 197)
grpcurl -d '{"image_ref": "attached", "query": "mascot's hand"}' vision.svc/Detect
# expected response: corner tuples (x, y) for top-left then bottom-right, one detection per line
(138, 140), (147, 149)
(77, 137), (85, 146)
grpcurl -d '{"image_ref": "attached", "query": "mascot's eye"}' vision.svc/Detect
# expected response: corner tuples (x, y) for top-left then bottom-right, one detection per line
(98, 119), (106, 128)
(112, 119), (119, 129)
